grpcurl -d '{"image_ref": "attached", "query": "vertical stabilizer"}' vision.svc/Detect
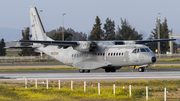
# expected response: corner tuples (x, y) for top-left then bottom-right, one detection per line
(29, 6), (53, 41)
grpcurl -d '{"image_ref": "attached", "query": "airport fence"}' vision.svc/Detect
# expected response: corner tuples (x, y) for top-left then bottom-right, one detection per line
(1, 78), (176, 101)
(156, 54), (180, 59)
(0, 54), (180, 64)
(0, 56), (59, 64)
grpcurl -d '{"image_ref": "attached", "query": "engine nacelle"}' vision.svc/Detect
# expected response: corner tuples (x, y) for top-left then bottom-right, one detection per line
(73, 41), (96, 52)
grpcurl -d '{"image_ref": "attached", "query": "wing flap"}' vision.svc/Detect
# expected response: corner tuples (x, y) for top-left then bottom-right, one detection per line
(18, 40), (78, 46)
(6, 46), (33, 49)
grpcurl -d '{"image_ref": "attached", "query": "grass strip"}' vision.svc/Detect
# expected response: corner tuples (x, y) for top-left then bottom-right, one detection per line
(0, 80), (179, 101)
(157, 58), (180, 62)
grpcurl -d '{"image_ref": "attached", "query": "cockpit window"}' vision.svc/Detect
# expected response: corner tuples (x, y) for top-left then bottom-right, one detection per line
(132, 49), (136, 53)
(145, 48), (150, 52)
(140, 48), (146, 52)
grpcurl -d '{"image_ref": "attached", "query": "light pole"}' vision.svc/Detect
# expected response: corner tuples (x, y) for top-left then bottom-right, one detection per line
(157, 13), (161, 58)
(62, 13), (66, 41)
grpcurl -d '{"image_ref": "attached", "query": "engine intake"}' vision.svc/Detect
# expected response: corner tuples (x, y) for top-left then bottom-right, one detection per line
(73, 41), (96, 52)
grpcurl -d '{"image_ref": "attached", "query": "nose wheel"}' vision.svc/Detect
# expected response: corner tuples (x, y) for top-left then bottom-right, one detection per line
(79, 69), (90, 73)
(138, 67), (145, 72)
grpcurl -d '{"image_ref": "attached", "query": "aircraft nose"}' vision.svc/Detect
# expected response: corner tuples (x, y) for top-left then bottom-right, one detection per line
(152, 57), (156, 63)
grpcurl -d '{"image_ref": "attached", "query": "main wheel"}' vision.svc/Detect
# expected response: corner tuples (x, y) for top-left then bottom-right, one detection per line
(138, 67), (145, 72)
(84, 69), (90, 73)
(79, 69), (85, 73)
(105, 69), (111, 72)
(111, 69), (116, 72)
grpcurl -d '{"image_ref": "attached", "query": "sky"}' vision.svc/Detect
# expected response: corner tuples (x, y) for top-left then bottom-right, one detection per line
(0, 0), (180, 42)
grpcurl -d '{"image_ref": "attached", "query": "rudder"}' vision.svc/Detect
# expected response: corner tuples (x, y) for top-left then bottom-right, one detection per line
(29, 6), (53, 41)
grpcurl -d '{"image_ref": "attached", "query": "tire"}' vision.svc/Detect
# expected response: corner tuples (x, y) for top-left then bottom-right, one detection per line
(105, 69), (111, 72)
(138, 67), (145, 72)
(142, 68), (145, 72)
(84, 70), (90, 73)
(79, 69), (85, 73)
(111, 69), (116, 72)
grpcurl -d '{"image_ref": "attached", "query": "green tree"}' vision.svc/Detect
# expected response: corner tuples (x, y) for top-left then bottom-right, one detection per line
(148, 18), (170, 53)
(19, 27), (38, 56)
(103, 18), (115, 40)
(116, 18), (142, 40)
(51, 31), (72, 41)
(88, 16), (104, 41)
(47, 27), (87, 41)
(0, 38), (6, 56)
(160, 18), (169, 53)
(66, 28), (87, 41)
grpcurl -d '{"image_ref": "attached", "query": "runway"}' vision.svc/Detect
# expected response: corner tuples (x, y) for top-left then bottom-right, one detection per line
(0, 61), (179, 81)
(0, 61), (179, 66)
(0, 71), (180, 80)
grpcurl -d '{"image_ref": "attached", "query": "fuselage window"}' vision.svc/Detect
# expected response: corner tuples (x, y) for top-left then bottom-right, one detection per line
(122, 53), (123, 55)
(119, 53), (121, 56)
(72, 54), (73, 57)
(111, 53), (113, 56)
(114, 53), (115, 56)
(74, 54), (76, 57)
(140, 48), (146, 52)
(116, 53), (118, 56)
(103, 53), (105, 56)
(77, 54), (79, 57)
(97, 53), (99, 56)
(100, 53), (102, 56)
(108, 53), (110, 56)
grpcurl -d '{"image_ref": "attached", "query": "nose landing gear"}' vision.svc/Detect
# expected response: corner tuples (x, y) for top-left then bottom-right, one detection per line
(138, 67), (145, 72)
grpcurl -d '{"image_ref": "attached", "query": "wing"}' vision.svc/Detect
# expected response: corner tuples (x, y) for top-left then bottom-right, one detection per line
(6, 46), (33, 49)
(114, 39), (176, 45)
(17, 40), (78, 46)
(11, 38), (175, 52)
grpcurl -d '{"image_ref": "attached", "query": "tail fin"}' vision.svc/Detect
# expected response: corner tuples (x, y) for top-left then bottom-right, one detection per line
(29, 6), (53, 41)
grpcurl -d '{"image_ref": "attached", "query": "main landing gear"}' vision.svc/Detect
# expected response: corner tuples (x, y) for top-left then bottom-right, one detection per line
(79, 69), (90, 73)
(105, 68), (116, 72)
(138, 67), (145, 72)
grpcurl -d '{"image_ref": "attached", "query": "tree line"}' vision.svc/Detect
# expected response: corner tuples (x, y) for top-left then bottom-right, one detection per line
(88, 16), (143, 41)
(0, 38), (6, 56)
(17, 16), (177, 56)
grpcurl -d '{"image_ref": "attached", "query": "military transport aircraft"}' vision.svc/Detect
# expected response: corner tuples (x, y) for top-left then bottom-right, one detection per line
(10, 6), (176, 73)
